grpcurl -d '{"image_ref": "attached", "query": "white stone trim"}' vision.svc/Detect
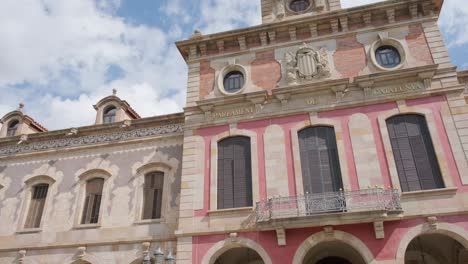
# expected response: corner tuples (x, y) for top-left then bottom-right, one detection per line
(63, 251), (104, 264)
(201, 236), (273, 264)
(369, 36), (406, 72)
(292, 230), (375, 264)
(378, 103), (455, 192)
(216, 64), (249, 96)
(72, 158), (118, 228)
(210, 128), (259, 210)
(395, 222), (468, 264)
(16, 164), (63, 233)
(131, 150), (180, 223)
(290, 113), (351, 195)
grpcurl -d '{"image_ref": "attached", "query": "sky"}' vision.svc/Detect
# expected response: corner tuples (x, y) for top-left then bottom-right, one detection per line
(0, 0), (467, 130)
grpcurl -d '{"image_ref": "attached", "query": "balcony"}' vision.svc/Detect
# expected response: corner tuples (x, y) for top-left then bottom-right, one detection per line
(255, 188), (402, 223)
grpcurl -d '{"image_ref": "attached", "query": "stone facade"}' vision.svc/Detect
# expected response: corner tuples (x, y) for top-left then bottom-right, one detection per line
(176, 0), (468, 263)
(2, 0), (468, 263)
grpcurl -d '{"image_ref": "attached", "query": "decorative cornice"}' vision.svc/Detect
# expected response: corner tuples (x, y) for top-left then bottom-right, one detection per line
(176, 0), (438, 62)
(0, 124), (183, 157)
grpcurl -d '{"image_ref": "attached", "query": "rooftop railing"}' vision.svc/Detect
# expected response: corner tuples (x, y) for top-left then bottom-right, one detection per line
(255, 188), (402, 223)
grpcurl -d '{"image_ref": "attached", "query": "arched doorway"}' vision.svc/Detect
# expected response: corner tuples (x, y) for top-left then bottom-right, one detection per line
(405, 234), (468, 264)
(214, 247), (264, 264)
(303, 241), (366, 264)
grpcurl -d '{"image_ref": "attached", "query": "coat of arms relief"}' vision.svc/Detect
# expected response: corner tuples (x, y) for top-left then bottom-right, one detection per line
(284, 43), (331, 85)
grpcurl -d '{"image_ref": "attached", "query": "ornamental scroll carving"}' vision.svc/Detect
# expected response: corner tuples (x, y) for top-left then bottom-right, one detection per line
(285, 43), (331, 85)
(0, 124), (183, 156)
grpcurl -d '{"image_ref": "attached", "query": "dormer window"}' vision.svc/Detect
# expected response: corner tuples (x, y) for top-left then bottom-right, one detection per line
(103, 106), (117, 124)
(289, 0), (311, 12)
(7, 120), (19, 137)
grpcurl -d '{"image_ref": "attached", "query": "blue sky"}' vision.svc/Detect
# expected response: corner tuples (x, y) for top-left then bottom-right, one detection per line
(0, 0), (467, 130)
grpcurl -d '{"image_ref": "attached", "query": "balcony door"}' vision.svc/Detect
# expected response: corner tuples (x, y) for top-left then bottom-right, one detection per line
(298, 126), (343, 195)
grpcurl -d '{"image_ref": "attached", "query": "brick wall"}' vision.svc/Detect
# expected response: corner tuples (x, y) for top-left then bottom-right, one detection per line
(333, 35), (367, 78)
(199, 60), (215, 99)
(406, 24), (433, 65)
(251, 50), (281, 94)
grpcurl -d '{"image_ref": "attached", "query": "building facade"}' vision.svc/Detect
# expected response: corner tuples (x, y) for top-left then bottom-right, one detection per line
(1, 0), (468, 263)
(175, 0), (468, 263)
(0, 94), (184, 263)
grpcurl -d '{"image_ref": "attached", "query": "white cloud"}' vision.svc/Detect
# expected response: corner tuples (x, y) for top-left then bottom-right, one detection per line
(438, 0), (468, 47)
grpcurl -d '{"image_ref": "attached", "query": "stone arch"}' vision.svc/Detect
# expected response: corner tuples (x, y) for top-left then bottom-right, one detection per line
(202, 237), (273, 264)
(210, 128), (259, 210)
(292, 230), (375, 264)
(395, 222), (468, 264)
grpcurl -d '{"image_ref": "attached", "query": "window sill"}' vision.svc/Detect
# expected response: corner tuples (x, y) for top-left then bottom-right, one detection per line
(73, 223), (101, 230)
(401, 187), (458, 199)
(134, 218), (165, 225)
(16, 228), (42, 234)
(207, 207), (254, 216)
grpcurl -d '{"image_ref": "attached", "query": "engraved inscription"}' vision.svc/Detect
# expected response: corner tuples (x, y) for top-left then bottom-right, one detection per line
(365, 82), (424, 97)
(211, 107), (256, 120)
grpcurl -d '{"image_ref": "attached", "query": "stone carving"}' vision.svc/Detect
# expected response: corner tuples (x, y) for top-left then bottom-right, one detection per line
(285, 43), (330, 85)
(273, 0), (286, 20)
(0, 124), (183, 156)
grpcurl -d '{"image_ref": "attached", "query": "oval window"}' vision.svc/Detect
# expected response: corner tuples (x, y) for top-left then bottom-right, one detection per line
(290, 0), (310, 12)
(375, 45), (401, 68)
(223, 71), (245, 94)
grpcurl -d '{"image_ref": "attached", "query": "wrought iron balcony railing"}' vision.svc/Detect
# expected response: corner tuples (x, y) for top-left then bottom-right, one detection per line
(255, 188), (402, 223)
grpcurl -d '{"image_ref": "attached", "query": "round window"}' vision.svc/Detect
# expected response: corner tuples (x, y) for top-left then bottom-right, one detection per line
(375, 45), (401, 69)
(223, 71), (245, 94)
(289, 0), (310, 12)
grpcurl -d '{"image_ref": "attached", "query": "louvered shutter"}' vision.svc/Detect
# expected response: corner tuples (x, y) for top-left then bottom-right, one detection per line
(25, 184), (49, 229)
(142, 172), (164, 219)
(387, 115), (444, 192)
(81, 178), (104, 224)
(217, 137), (253, 209)
(299, 127), (343, 195)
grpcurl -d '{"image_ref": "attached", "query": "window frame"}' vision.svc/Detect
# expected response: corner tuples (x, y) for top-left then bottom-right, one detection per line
(7, 119), (20, 137)
(369, 37), (406, 71)
(81, 178), (105, 225)
(103, 105), (117, 124)
(142, 171), (165, 220)
(217, 64), (249, 96)
(289, 0), (311, 13)
(378, 107), (455, 193)
(133, 162), (173, 224)
(375, 45), (401, 69)
(386, 114), (445, 192)
(209, 129), (259, 212)
(74, 170), (112, 229)
(17, 175), (56, 233)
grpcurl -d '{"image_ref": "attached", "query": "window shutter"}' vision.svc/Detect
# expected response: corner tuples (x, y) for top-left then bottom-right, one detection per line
(142, 172), (164, 220)
(81, 178), (104, 224)
(25, 184), (49, 229)
(217, 137), (253, 209)
(299, 127), (343, 195)
(387, 115), (444, 192)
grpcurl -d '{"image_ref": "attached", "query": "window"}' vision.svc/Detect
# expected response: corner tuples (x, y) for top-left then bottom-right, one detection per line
(290, 0), (310, 12)
(386, 114), (444, 192)
(24, 184), (49, 229)
(81, 178), (104, 224)
(103, 106), (117, 124)
(223, 71), (245, 94)
(375, 45), (401, 68)
(7, 120), (19, 137)
(298, 127), (343, 194)
(142, 172), (164, 220)
(217, 136), (253, 209)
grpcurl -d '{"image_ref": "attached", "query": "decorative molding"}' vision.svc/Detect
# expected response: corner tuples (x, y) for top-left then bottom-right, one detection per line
(374, 221), (385, 239)
(0, 124), (183, 156)
(427, 216), (438, 230)
(17, 250), (26, 264)
(276, 228), (287, 246)
(284, 43), (331, 86)
(323, 226), (334, 237)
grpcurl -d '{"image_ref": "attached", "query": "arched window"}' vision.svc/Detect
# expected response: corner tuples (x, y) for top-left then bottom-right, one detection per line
(386, 114), (444, 192)
(24, 183), (49, 229)
(81, 178), (104, 224)
(142, 172), (164, 220)
(298, 126), (343, 194)
(217, 136), (253, 209)
(7, 120), (19, 137)
(103, 106), (117, 124)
